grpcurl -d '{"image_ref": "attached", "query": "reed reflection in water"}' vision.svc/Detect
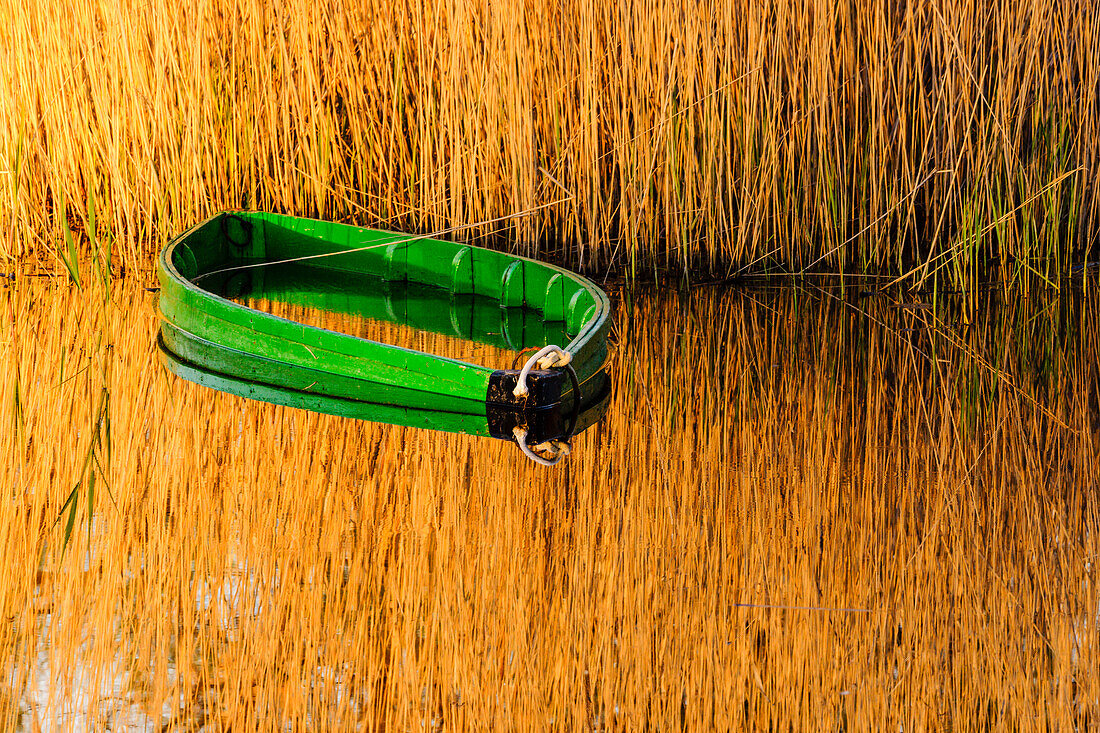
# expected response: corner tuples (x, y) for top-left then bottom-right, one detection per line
(0, 276), (1097, 729)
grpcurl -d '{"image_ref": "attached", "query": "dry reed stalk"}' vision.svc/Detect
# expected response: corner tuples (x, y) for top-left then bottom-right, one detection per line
(1, 0), (1097, 286)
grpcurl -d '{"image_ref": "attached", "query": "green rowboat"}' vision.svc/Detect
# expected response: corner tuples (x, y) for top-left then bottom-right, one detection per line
(157, 212), (611, 459)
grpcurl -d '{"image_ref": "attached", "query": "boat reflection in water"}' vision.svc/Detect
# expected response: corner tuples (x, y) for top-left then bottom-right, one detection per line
(159, 260), (611, 463)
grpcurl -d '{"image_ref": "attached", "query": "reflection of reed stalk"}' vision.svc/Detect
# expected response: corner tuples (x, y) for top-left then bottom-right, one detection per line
(1, 278), (1097, 728)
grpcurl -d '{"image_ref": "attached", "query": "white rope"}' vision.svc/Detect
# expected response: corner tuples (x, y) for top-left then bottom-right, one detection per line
(512, 427), (571, 466)
(512, 344), (572, 398)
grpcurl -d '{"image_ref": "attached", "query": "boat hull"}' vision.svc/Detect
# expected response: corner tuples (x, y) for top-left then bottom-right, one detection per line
(157, 212), (612, 439)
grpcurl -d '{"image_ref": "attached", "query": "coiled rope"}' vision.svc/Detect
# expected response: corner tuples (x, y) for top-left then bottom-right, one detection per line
(513, 428), (572, 466)
(512, 344), (572, 398)
(512, 360), (582, 467)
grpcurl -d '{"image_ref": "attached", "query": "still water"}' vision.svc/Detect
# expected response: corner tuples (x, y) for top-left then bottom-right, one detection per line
(1, 275), (1097, 730)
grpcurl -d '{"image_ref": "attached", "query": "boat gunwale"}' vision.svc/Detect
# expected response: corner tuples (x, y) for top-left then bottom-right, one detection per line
(158, 212), (611, 386)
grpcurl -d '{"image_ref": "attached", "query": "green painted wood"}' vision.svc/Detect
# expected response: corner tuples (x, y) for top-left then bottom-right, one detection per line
(158, 212), (611, 412)
(159, 335), (612, 439)
(161, 323), (489, 413)
(159, 339), (494, 436)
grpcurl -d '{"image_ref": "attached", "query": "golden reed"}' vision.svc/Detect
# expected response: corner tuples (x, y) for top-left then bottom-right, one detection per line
(2, 0), (1098, 285)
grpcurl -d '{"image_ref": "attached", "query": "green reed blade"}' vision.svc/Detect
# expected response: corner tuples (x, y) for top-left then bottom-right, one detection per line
(58, 481), (81, 556)
(58, 194), (82, 289)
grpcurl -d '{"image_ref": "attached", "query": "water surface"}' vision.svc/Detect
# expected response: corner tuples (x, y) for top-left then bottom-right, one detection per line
(1, 277), (1097, 730)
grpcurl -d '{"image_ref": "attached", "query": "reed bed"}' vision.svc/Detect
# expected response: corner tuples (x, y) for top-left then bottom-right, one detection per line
(2, 0), (1099, 285)
(1, 272), (1097, 729)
